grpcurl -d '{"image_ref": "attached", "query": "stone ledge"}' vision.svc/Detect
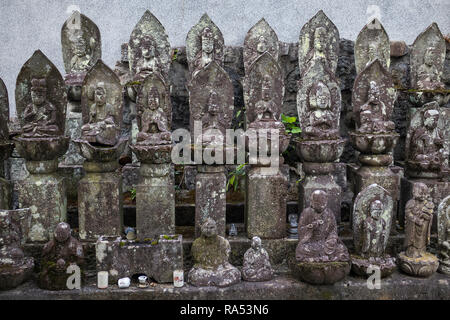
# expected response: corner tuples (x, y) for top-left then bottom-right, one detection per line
(0, 272), (448, 300)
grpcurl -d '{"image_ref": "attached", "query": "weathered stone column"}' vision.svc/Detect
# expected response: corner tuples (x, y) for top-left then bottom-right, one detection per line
(78, 160), (123, 240)
(246, 166), (287, 239)
(0, 77), (13, 210)
(195, 165), (227, 237)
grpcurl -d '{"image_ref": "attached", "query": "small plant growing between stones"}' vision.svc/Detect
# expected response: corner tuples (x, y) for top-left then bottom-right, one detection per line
(172, 48), (178, 61)
(281, 114), (302, 135)
(130, 188), (137, 201)
(227, 163), (247, 192)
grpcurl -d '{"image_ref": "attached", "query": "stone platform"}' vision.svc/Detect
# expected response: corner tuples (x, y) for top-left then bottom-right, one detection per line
(0, 271), (448, 300)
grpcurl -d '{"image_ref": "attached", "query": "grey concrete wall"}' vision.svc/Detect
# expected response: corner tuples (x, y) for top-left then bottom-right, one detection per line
(0, 0), (449, 115)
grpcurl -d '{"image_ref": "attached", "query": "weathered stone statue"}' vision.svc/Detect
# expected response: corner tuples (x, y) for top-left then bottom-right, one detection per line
(355, 18), (390, 74)
(290, 190), (351, 284)
(14, 50), (69, 242)
(187, 57), (234, 237)
(438, 195), (450, 274)
(351, 184), (396, 278)
(39, 222), (84, 290)
(406, 101), (448, 178)
(186, 14), (224, 79)
(0, 78), (13, 210)
(398, 183), (439, 277)
(243, 19), (289, 239)
(296, 11), (344, 222)
(242, 236), (274, 282)
(188, 218), (241, 287)
(410, 23), (448, 106)
(0, 209), (34, 290)
(75, 60), (126, 241)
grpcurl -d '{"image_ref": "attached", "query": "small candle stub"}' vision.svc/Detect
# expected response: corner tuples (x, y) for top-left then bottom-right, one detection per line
(173, 270), (184, 287)
(118, 277), (131, 289)
(97, 271), (109, 289)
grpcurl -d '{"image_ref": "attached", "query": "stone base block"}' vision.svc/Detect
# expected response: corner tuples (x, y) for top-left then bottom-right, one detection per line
(0, 177), (10, 210)
(95, 235), (183, 284)
(195, 166), (226, 237)
(188, 263), (241, 288)
(136, 164), (175, 239)
(246, 167), (287, 239)
(398, 251), (439, 277)
(399, 177), (450, 231)
(289, 258), (351, 285)
(0, 258), (34, 290)
(78, 172), (123, 241)
(351, 254), (396, 278)
(15, 173), (67, 242)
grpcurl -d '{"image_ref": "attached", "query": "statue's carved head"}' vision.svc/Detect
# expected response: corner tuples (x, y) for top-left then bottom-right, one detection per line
(412, 182), (429, 201)
(207, 90), (219, 115)
(201, 218), (217, 238)
(30, 78), (47, 106)
(251, 236), (262, 250)
(313, 27), (327, 53)
(256, 35), (268, 54)
(141, 36), (157, 59)
(369, 200), (383, 220)
(261, 75), (272, 101)
(311, 189), (328, 213)
(423, 108), (439, 130)
(368, 81), (380, 101)
(424, 47), (435, 66)
(310, 81), (331, 110)
(201, 27), (214, 54)
(54, 222), (71, 243)
(94, 82), (107, 105)
(147, 86), (160, 110)
(72, 34), (88, 57)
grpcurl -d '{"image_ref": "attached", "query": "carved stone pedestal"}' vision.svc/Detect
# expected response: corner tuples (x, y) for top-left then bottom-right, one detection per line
(246, 166), (287, 239)
(15, 160), (67, 242)
(61, 107), (84, 166)
(136, 163), (175, 239)
(351, 255), (396, 278)
(298, 162), (342, 223)
(195, 165), (227, 238)
(96, 235), (183, 284)
(398, 251), (439, 278)
(399, 177), (450, 231)
(289, 259), (351, 285)
(78, 161), (123, 241)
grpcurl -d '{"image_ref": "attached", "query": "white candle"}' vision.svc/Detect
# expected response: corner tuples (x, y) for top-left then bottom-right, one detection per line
(173, 270), (184, 287)
(97, 271), (109, 289)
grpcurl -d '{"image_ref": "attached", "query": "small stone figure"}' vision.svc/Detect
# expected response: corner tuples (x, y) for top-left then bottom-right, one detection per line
(70, 34), (94, 73)
(195, 90), (227, 145)
(188, 218), (241, 287)
(135, 36), (161, 82)
(398, 183), (439, 277)
(22, 78), (59, 137)
(352, 184), (396, 278)
(136, 85), (171, 145)
(438, 196), (450, 274)
(0, 209), (34, 290)
(290, 190), (350, 284)
(357, 81), (395, 134)
(416, 47), (445, 91)
(288, 214), (299, 239)
(229, 224), (238, 237)
(39, 222), (84, 290)
(242, 236), (274, 282)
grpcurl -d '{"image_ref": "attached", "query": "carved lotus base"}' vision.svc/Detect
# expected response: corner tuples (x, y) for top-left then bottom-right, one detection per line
(289, 258), (351, 285)
(74, 138), (127, 163)
(398, 251), (439, 277)
(358, 154), (393, 166)
(349, 132), (399, 156)
(351, 255), (396, 278)
(188, 263), (241, 288)
(0, 258), (34, 290)
(406, 160), (442, 179)
(13, 136), (70, 161)
(438, 259), (450, 275)
(0, 142), (14, 161)
(294, 138), (345, 163)
(130, 144), (172, 164)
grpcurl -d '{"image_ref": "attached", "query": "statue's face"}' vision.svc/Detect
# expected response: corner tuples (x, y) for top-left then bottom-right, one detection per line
(257, 36), (268, 53)
(142, 42), (155, 59)
(73, 37), (87, 57)
(251, 236), (262, 249)
(207, 94), (219, 115)
(424, 111), (439, 129)
(315, 85), (331, 109)
(370, 201), (383, 220)
(148, 94), (159, 110)
(368, 83), (380, 101)
(368, 44), (377, 61)
(311, 191), (327, 213)
(413, 183), (428, 201)
(424, 49), (434, 66)
(202, 34), (214, 54)
(95, 87), (106, 105)
(54, 222), (71, 243)
(314, 28), (326, 53)
(202, 220), (217, 237)
(31, 89), (46, 106)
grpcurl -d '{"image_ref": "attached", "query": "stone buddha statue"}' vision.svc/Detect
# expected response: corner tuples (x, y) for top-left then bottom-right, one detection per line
(409, 107), (447, 172)
(81, 82), (119, 146)
(188, 218), (241, 287)
(136, 35), (161, 80)
(404, 183), (434, 259)
(417, 47), (445, 90)
(0, 212), (26, 267)
(361, 200), (387, 257)
(296, 190), (349, 263)
(196, 90), (226, 145)
(242, 236), (274, 282)
(192, 27), (215, 77)
(305, 27), (331, 71)
(358, 81), (395, 134)
(304, 81), (339, 140)
(70, 34), (93, 73)
(136, 86), (171, 145)
(256, 35), (268, 55)
(22, 78), (59, 137)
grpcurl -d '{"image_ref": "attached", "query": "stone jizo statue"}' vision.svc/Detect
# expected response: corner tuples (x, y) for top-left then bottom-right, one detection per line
(417, 47), (445, 91)
(242, 236), (274, 282)
(70, 34), (94, 73)
(188, 218), (241, 287)
(136, 35), (161, 80)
